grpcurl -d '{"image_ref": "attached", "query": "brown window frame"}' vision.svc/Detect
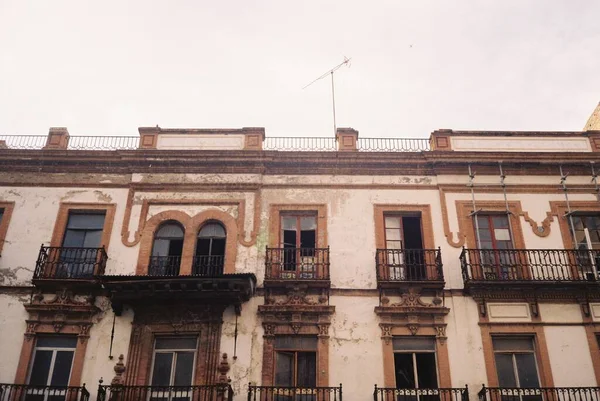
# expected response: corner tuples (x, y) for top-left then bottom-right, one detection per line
(272, 336), (318, 388)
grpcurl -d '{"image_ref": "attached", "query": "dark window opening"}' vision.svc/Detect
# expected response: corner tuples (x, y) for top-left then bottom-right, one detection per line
(274, 336), (317, 389)
(570, 214), (600, 279)
(194, 222), (226, 275)
(150, 222), (184, 276)
(280, 214), (317, 277)
(28, 335), (77, 392)
(392, 337), (438, 390)
(384, 215), (425, 280)
(151, 337), (198, 392)
(474, 214), (518, 280)
(492, 337), (540, 389)
(57, 211), (106, 278)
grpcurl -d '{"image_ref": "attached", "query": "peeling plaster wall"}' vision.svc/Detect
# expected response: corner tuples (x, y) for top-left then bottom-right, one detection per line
(0, 293), (28, 382)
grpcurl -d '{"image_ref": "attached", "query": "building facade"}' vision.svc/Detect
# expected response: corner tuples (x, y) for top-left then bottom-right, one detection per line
(1, 119), (600, 401)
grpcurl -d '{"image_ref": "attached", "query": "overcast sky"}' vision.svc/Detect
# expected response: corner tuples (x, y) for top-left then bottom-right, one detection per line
(1, 1), (599, 138)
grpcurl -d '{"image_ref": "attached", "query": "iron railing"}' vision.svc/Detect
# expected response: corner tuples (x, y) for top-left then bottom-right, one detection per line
(148, 256), (182, 276)
(0, 383), (90, 401)
(376, 248), (444, 282)
(248, 384), (342, 401)
(374, 386), (469, 401)
(265, 247), (330, 280)
(193, 255), (225, 275)
(0, 135), (138, 150)
(460, 248), (600, 283)
(98, 384), (233, 401)
(33, 246), (108, 279)
(358, 138), (430, 152)
(263, 137), (338, 152)
(478, 386), (600, 401)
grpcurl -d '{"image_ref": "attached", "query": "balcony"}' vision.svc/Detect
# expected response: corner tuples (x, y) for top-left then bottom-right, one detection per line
(477, 386), (600, 401)
(376, 249), (445, 289)
(148, 256), (182, 276)
(374, 386), (469, 401)
(97, 384), (232, 401)
(460, 248), (600, 290)
(0, 383), (90, 401)
(193, 255), (225, 276)
(264, 247), (330, 288)
(32, 246), (107, 290)
(248, 384), (343, 401)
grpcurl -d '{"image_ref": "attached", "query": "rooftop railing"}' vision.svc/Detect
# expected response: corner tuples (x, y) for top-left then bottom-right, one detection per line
(0, 383), (90, 401)
(0, 135), (139, 150)
(478, 386), (600, 401)
(33, 246), (108, 279)
(374, 386), (469, 401)
(0, 135), (431, 152)
(248, 384), (343, 401)
(460, 248), (600, 283)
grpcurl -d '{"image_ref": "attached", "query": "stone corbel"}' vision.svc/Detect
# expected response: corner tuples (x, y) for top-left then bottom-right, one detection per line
(380, 324), (393, 344)
(434, 325), (447, 344)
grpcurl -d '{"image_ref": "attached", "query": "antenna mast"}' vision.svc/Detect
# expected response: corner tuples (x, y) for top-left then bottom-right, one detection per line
(303, 57), (351, 135)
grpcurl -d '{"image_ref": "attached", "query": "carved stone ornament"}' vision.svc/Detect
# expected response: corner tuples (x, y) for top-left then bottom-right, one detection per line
(217, 353), (231, 385)
(318, 324), (329, 336)
(290, 324), (302, 334)
(263, 324), (275, 336)
(408, 325), (419, 335)
(111, 354), (126, 386)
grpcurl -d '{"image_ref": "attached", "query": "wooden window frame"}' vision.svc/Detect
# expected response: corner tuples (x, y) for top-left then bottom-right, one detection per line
(491, 335), (542, 388)
(374, 205), (435, 250)
(268, 205), (327, 248)
(149, 336), (199, 387)
(391, 336), (439, 389)
(0, 201), (15, 256)
(272, 337), (318, 387)
(550, 202), (600, 250)
(50, 203), (116, 250)
(279, 212), (318, 248)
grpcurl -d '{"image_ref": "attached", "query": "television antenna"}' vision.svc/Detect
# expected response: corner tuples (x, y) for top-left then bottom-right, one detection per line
(303, 57), (351, 135)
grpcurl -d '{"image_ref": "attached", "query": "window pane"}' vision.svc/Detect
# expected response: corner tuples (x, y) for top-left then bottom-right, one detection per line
(394, 353), (415, 388)
(492, 337), (534, 351)
(297, 352), (317, 387)
(300, 228), (316, 248)
(476, 216), (489, 228)
(152, 239), (170, 256)
(29, 350), (53, 385)
(515, 354), (540, 388)
(281, 216), (297, 231)
(211, 238), (226, 256)
(385, 216), (401, 229)
(36, 336), (77, 348)
(274, 352), (294, 386)
(274, 336), (318, 350)
(198, 223), (225, 238)
(492, 216), (509, 229)
(196, 238), (211, 256)
(300, 216), (317, 231)
(393, 337), (435, 351)
(386, 240), (403, 250)
(82, 230), (102, 248)
(50, 351), (74, 386)
(173, 352), (195, 386)
(155, 337), (198, 350)
(415, 353), (438, 388)
(151, 353), (173, 386)
(494, 228), (511, 242)
(386, 228), (402, 242)
(62, 230), (86, 248)
(67, 213), (105, 230)
(495, 354), (517, 387)
(282, 227), (297, 248)
(156, 223), (184, 238)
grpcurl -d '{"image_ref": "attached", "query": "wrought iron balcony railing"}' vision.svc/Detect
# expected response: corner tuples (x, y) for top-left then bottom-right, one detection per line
(460, 248), (600, 283)
(193, 255), (225, 275)
(263, 137), (338, 151)
(248, 384), (343, 401)
(98, 384), (233, 401)
(478, 386), (600, 401)
(265, 247), (330, 281)
(0, 383), (90, 401)
(376, 248), (444, 283)
(374, 386), (469, 401)
(148, 256), (182, 276)
(33, 246), (108, 279)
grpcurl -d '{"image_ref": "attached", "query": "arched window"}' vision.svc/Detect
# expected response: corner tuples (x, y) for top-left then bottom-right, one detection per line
(150, 221), (184, 276)
(194, 222), (226, 275)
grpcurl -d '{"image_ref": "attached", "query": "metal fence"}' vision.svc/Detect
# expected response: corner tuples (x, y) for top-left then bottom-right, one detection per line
(0, 383), (90, 401)
(97, 384), (233, 401)
(34, 246), (108, 279)
(478, 386), (600, 401)
(460, 248), (600, 283)
(358, 138), (430, 152)
(374, 386), (469, 401)
(376, 248), (444, 282)
(263, 137), (338, 152)
(265, 247), (330, 280)
(0, 135), (139, 150)
(248, 385), (343, 401)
